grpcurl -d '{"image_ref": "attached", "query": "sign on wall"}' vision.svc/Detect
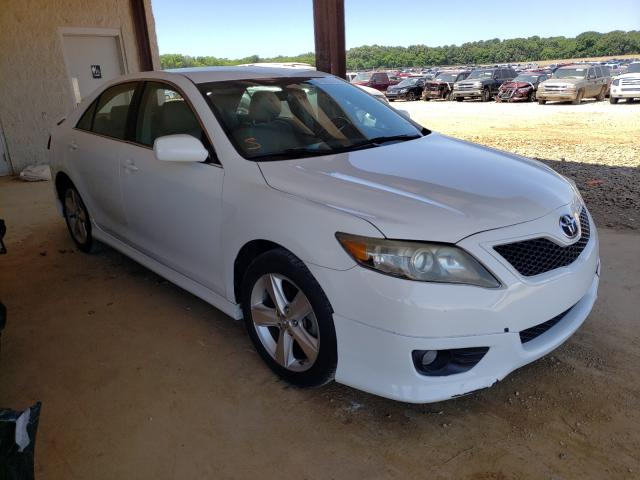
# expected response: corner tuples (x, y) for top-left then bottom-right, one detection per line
(91, 65), (102, 79)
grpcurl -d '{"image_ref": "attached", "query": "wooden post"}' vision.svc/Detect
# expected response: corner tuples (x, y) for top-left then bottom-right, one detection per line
(313, 0), (346, 79)
(130, 0), (154, 71)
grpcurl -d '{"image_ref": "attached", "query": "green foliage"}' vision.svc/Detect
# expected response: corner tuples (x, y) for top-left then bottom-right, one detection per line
(160, 30), (640, 70)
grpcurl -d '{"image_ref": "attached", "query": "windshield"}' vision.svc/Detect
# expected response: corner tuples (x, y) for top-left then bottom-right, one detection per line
(354, 72), (372, 81)
(628, 63), (640, 74)
(513, 74), (541, 83)
(434, 73), (458, 82)
(553, 68), (587, 79)
(198, 77), (424, 161)
(396, 78), (421, 87)
(467, 69), (494, 79)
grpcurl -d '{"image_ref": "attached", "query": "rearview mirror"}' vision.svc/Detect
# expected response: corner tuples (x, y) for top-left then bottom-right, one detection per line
(153, 134), (208, 163)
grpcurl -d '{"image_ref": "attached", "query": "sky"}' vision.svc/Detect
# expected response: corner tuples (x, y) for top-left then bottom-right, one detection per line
(151, 0), (640, 58)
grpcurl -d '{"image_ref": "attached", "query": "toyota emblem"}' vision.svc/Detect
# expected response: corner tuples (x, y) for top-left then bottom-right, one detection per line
(559, 214), (579, 238)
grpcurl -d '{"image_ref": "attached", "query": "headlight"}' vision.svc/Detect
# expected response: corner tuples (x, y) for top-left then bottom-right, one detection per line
(336, 233), (501, 288)
(566, 84), (576, 90)
(613, 79), (620, 86)
(453, 84), (460, 90)
(473, 81), (482, 88)
(399, 88), (407, 93)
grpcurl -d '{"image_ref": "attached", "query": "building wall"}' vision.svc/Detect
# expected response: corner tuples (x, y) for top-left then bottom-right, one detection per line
(0, 0), (160, 173)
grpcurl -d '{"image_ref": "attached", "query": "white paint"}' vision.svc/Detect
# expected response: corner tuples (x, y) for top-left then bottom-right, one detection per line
(48, 69), (600, 403)
(60, 29), (127, 106)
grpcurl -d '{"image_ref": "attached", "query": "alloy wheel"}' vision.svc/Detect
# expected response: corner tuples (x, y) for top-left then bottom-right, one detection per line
(64, 189), (89, 244)
(250, 273), (320, 372)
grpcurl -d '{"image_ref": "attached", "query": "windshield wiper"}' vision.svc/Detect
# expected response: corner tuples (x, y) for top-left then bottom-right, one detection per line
(250, 134), (422, 161)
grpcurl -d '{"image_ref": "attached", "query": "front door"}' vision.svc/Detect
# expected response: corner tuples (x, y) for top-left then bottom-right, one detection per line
(120, 82), (226, 294)
(61, 31), (126, 105)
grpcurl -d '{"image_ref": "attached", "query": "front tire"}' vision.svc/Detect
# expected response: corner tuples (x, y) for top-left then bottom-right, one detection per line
(62, 185), (95, 253)
(481, 88), (491, 102)
(538, 98), (546, 105)
(596, 86), (606, 101)
(406, 91), (416, 101)
(241, 249), (337, 388)
(572, 89), (584, 105)
(609, 96), (619, 104)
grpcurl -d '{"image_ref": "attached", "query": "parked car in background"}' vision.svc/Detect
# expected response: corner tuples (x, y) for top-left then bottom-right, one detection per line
(422, 70), (470, 101)
(537, 65), (609, 105)
(355, 83), (390, 104)
(352, 71), (392, 91)
(385, 77), (426, 101)
(346, 72), (358, 82)
(452, 67), (517, 102)
(496, 72), (549, 102)
(609, 62), (640, 104)
(49, 66), (599, 404)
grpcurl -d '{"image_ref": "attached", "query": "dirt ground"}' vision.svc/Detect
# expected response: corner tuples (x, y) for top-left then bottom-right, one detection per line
(398, 99), (640, 230)
(0, 169), (639, 478)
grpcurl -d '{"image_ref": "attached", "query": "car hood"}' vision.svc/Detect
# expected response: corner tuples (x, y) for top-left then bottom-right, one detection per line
(616, 73), (640, 79)
(258, 133), (575, 242)
(543, 78), (583, 86)
(500, 81), (533, 89)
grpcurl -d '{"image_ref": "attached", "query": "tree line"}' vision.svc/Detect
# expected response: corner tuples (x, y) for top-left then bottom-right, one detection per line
(160, 30), (640, 70)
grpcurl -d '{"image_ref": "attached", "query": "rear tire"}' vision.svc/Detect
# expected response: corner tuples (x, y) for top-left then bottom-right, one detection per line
(241, 249), (337, 388)
(62, 185), (96, 253)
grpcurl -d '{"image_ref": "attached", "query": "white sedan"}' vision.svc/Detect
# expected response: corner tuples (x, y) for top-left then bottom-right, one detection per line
(49, 67), (599, 403)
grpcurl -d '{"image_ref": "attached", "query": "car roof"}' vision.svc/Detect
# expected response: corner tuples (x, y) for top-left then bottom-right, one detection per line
(136, 66), (332, 84)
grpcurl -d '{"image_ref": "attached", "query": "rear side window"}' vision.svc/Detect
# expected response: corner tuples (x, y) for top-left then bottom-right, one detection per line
(76, 100), (98, 131)
(92, 83), (138, 140)
(594, 66), (602, 77)
(135, 82), (205, 147)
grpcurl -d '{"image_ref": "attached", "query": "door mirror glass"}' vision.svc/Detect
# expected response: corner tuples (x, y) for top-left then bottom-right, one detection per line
(153, 134), (208, 163)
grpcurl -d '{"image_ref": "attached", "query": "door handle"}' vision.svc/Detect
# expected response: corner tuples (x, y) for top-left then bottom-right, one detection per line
(123, 160), (139, 172)
(68, 140), (78, 151)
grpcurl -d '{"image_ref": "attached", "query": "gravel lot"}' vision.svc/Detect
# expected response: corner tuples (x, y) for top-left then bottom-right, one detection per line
(395, 99), (640, 230)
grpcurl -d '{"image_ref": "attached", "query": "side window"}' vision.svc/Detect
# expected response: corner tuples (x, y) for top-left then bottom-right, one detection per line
(92, 83), (137, 140)
(76, 99), (98, 131)
(594, 66), (602, 78)
(587, 67), (595, 79)
(135, 82), (205, 148)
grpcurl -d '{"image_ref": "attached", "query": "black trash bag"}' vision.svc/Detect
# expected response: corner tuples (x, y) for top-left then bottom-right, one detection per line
(0, 402), (42, 480)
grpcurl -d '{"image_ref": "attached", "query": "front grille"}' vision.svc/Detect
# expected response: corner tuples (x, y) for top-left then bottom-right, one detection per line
(621, 78), (640, 86)
(494, 208), (590, 277)
(542, 85), (572, 92)
(456, 83), (477, 91)
(519, 306), (573, 344)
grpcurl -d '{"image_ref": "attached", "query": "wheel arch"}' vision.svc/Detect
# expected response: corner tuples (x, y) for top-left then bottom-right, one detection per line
(233, 239), (290, 304)
(54, 171), (74, 201)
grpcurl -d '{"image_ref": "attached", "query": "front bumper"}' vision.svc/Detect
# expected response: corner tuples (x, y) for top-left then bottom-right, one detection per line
(385, 91), (406, 100)
(610, 86), (640, 98)
(309, 207), (600, 403)
(537, 91), (578, 101)
(452, 89), (483, 99)
(423, 89), (447, 99)
(497, 90), (530, 101)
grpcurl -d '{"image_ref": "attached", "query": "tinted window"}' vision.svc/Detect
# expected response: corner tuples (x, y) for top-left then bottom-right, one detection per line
(594, 66), (602, 77)
(92, 83), (137, 140)
(135, 82), (205, 147)
(76, 99), (98, 131)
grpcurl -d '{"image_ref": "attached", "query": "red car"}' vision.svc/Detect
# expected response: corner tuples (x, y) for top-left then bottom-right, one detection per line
(496, 72), (549, 102)
(352, 72), (393, 91)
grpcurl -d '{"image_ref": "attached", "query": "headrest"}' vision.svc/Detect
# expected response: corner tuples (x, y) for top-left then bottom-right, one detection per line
(249, 91), (281, 123)
(161, 101), (200, 134)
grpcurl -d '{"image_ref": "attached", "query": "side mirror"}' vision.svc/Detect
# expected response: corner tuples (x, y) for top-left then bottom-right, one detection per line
(396, 109), (411, 119)
(153, 134), (208, 163)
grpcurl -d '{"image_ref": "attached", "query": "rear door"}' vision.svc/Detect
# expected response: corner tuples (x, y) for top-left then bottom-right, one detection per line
(66, 82), (139, 236)
(119, 81), (226, 294)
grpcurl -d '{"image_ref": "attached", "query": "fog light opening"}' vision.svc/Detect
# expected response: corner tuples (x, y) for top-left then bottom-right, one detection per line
(421, 350), (438, 366)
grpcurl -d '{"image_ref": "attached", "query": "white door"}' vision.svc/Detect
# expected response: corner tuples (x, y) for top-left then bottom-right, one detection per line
(61, 32), (125, 104)
(0, 124), (9, 176)
(119, 82), (226, 294)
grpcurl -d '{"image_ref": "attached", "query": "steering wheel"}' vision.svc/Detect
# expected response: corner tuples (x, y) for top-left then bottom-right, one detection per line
(331, 116), (351, 133)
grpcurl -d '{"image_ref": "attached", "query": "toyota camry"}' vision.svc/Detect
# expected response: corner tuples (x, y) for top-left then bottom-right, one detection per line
(49, 67), (599, 403)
